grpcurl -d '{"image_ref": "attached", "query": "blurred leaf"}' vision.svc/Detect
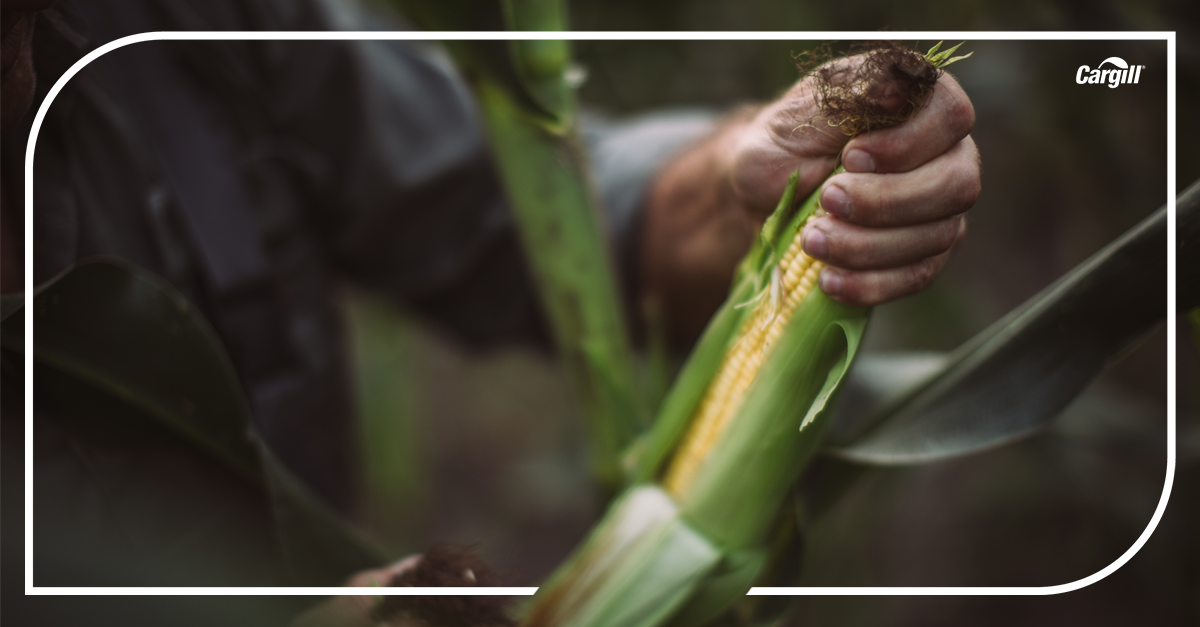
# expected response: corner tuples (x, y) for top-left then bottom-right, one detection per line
(523, 486), (721, 627)
(10, 258), (384, 584)
(388, 0), (565, 125)
(822, 352), (949, 445)
(827, 177), (1198, 464)
(400, 0), (647, 491)
(474, 72), (644, 490)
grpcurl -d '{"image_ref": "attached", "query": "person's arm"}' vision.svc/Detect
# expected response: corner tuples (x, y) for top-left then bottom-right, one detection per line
(641, 65), (980, 344)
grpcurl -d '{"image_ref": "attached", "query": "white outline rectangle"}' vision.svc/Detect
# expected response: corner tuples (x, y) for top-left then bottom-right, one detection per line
(22, 30), (1175, 597)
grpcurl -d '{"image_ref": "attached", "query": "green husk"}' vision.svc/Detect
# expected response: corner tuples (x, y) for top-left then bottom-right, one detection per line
(627, 174), (803, 484)
(526, 174), (870, 626)
(522, 487), (721, 627)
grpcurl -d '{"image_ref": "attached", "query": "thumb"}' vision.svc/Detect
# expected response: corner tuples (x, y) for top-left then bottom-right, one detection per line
(726, 61), (853, 214)
(728, 47), (940, 213)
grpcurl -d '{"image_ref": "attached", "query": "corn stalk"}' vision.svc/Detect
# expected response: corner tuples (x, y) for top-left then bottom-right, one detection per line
(392, 0), (645, 489)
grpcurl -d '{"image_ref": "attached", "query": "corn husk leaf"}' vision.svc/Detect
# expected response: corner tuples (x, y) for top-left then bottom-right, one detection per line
(827, 177), (1200, 464)
(522, 486), (721, 627)
(530, 174), (869, 626)
(628, 173), (803, 483)
(392, 0), (647, 488)
(679, 292), (867, 548)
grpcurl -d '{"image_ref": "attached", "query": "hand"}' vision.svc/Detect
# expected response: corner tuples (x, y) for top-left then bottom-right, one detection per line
(290, 555), (422, 627)
(641, 54), (980, 342)
(727, 64), (979, 307)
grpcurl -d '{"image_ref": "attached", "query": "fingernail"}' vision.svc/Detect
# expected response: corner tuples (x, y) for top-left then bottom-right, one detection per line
(821, 183), (851, 219)
(843, 148), (876, 173)
(819, 268), (844, 295)
(802, 226), (829, 260)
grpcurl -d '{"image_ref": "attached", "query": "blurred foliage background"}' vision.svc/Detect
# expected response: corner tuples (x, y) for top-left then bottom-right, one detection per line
(346, 1), (1196, 624)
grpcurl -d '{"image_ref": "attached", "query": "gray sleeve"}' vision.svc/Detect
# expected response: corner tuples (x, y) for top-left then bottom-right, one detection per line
(279, 23), (720, 347)
(257, 0), (721, 348)
(581, 110), (719, 319)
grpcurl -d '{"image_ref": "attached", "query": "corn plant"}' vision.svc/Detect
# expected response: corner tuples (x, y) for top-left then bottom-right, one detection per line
(390, 0), (646, 490)
(377, 0), (1191, 618)
(515, 41), (972, 626)
(11, 17), (1191, 625)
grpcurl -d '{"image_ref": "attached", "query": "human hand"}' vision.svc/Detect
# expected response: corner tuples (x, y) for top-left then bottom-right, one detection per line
(290, 555), (422, 627)
(724, 57), (980, 307)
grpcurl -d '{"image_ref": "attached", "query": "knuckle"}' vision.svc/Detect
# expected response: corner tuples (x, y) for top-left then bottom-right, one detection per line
(861, 274), (890, 306)
(841, 272), (882, 306)
(941, 85), (976, 139)
(839, 231), (873, 266)
(912, 258), (938, 287)
(933, 219), (960, 252)
(961, 171), (982, 210)
(951, 155), (982, 211)
(839, 174), (882, 224)
(863, 180), (891, 225)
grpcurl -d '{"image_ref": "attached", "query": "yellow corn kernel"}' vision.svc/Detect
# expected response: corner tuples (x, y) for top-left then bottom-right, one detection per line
(664, 231), (824, 496)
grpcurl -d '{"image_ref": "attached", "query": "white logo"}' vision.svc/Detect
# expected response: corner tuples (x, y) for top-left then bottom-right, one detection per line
(1076, 57), (1144, 88)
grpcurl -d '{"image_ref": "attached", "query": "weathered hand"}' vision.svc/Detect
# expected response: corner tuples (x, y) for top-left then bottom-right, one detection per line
(290, 555), (422, 627)
(725, 62), (980, 306)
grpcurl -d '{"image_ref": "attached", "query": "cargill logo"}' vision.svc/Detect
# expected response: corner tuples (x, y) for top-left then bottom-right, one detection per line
(1076, 57), (1144, 88)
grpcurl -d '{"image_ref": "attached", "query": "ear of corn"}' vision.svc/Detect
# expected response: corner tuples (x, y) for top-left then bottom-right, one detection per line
(663, 218), (828, 497)
(665, 166), (867, 556)
(525, 172), (869, 627)
(519, 40), (968, 627)
(625, 177), (804, 484)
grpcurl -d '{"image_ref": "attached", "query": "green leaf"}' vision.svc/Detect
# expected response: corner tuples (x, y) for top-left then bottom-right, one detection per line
(662, 547), (766, 627)
(629, 173), (806, 483)
(627, 277), (759, 483)
(827, 177), (1199, 464)
(523, 486), (721, 627)
(18, 258), (385, 584)
(682, 294), (867, 548)
(389, 0), (570, 127)
(938, 52), (974, 69)
(475, 77), (645, 489)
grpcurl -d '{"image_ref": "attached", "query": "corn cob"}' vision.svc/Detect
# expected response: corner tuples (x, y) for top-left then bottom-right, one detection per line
(664, 220), (826, 497)
(524, 172), (867, 627)
(524, 42), (971, 627)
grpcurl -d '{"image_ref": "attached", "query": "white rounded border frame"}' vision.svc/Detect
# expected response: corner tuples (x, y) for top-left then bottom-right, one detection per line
(22, 30), (1178, 596)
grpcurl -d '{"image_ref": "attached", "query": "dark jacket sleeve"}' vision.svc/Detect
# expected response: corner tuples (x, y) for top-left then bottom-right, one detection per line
(72, 0), (721, 349)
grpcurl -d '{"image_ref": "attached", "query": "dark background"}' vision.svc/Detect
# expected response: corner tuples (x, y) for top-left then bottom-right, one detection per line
(6, 0), (1193, 624)
(345, 3), (1196, 625)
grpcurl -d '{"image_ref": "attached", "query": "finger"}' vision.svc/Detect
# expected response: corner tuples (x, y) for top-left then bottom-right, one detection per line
(729, 87), (843, 212)
(292, 556), (425, 627)
(291, 595), (378, 627)
(731, 54), (905, 211)
(801, 213), (965, 270)
(818, 246), (955, 307)
(842, 72), (975, 174)
(344, 554), (422, 588)
(820, 135), (980, 227)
